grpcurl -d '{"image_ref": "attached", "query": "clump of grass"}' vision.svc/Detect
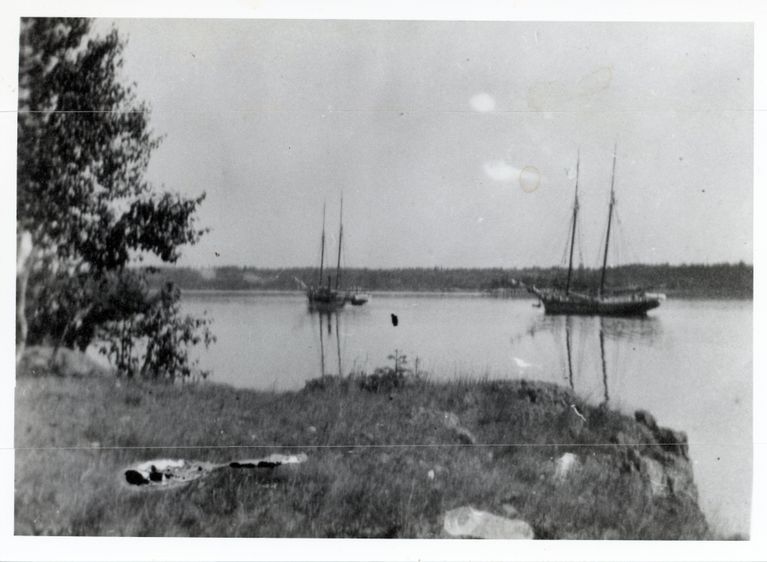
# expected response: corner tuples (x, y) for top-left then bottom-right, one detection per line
(15, 364), (710, 538)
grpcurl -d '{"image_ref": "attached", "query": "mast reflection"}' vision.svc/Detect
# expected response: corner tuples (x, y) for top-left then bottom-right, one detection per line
(515, 312), (662, 405)
(317, 311), (343, 377)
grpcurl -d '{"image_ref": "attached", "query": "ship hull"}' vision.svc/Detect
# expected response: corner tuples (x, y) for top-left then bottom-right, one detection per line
(347, 292), (370, 306)
(531, 289), (662, 316)
(307, 288), (346, 312)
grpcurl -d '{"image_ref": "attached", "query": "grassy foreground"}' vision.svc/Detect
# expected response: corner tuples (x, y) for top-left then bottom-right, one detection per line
(15, 353), (709, 538)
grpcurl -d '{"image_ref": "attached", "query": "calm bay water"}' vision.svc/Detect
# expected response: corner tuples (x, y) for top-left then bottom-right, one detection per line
(182, 291), (752, 536)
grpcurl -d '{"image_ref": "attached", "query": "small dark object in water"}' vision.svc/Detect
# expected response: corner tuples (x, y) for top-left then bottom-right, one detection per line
(125, 470), (149, 486)
(391, 313), (398, 326)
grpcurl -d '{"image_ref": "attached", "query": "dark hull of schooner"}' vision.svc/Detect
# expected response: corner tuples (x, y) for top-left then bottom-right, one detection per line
(307, 287), (346, 312)
(529, 288), (662, 316)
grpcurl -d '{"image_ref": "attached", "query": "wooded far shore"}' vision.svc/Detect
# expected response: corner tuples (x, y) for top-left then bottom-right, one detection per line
(146, 263), (752, 299)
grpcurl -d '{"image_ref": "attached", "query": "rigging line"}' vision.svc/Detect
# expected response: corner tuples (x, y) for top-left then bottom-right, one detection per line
(594, 224), (606, 272)
(615, 213), (626, 265)
(558, 214), (573, 267)
(611, 210), (623, 267)
(615, 209), (638, 265)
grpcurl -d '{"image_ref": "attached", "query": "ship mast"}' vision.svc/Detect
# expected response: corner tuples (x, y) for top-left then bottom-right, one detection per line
(318, 202), (326, 287)
(599, 144), (617, 297)
(335, 194), (344, 290)
(565, 149), (580, 294)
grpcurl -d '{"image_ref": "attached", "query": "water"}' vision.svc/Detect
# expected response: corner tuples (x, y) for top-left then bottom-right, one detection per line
(182, 291), (752, 536)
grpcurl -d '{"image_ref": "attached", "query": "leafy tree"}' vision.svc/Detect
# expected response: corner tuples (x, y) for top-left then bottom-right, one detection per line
(17, 17), (213, 377)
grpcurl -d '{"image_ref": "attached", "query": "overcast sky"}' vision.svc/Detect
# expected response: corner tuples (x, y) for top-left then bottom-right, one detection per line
(97, 19), (753, 268)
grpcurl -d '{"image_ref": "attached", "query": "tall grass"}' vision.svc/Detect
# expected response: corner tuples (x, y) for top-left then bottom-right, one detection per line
(15, 370), (709, 538)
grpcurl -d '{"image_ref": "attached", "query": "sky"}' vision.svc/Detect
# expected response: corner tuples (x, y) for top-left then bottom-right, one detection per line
(96, 19), (753, 269)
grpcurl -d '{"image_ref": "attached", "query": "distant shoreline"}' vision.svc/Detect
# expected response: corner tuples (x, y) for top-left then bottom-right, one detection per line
(178, 288), (753, 300)
(149, 263), (752, 300)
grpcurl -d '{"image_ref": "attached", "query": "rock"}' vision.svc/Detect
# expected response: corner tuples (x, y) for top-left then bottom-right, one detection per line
(620, 447), (642, 473)
(656, 427), (689, 459)
(427, 469), (435, 480)
(635, 410), (690, 460)
(501, 503), (520, 518)
(442, 412), (477, 445)
(635, 410), (659, 432)
(554, 452), (579, 482)
(640, 457), (668, 497)
(453, 426), (477, 445)
(443, 506), (534, 539)
(611, 431), (630, 445)
(659, 453), (699, 501)
(443, 412), (461, 429)
(602, 529), (621, 540)
(19, 346), (112, 378)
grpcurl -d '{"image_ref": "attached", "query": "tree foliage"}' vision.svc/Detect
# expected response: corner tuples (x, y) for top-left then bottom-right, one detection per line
(17, 18), (213, 378)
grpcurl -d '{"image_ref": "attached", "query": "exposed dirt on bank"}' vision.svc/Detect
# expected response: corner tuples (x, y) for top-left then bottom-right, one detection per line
(15, 356), (709, 538)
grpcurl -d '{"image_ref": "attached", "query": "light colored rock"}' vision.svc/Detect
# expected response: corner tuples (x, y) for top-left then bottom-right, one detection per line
(20, 346), (111, 378)
(442, 411), (477, 445)
(640, 457), (668, 497)
(443, 506), (534, 539)
(443, 412), (461, 429)
(501, 503), (520, 518)
(602, 529), (621, 540)
(554, 452), (579, 482)
(453, 426), (477, 445)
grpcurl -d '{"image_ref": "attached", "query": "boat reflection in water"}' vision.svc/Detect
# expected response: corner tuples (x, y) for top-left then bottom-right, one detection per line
(317, 311), (343, 378)
(515, 313), (663, 406)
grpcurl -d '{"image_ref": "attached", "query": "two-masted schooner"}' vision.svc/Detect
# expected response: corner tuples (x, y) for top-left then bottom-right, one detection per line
(307, 199), (346, 311)
(306, 196), (369, 311)
(529, 146), (664, 316)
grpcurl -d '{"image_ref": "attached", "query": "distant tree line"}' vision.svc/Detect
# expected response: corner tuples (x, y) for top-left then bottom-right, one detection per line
(145, 262), (752, 298)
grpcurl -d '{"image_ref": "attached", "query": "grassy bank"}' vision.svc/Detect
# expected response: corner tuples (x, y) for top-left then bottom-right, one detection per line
(15, 358), (709, 538)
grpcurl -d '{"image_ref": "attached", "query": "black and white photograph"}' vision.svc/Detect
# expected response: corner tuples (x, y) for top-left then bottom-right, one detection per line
(7, 4), (759, 552)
